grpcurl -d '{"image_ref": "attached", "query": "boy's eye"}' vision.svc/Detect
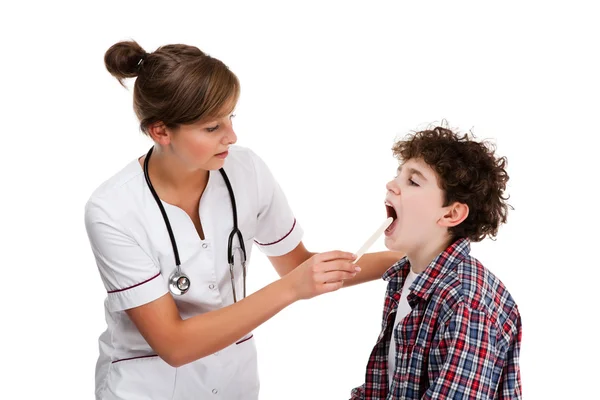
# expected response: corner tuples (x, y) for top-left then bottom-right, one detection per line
(409, 178), (419, 186)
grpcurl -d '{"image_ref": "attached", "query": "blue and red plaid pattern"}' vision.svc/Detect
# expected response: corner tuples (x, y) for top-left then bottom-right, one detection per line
(350, 238), (522, 399)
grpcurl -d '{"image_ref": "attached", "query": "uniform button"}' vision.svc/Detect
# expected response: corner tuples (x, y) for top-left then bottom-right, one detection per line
(209, 284), (216, 290)
(202, 243), (208, 249)
(212, 389), (218, 394)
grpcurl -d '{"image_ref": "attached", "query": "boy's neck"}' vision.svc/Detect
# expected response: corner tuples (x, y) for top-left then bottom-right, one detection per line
(407, 237), (453, 274)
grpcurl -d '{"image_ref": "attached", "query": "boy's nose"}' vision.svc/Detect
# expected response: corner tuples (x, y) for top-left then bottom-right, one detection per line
(386, 179), (400, 194)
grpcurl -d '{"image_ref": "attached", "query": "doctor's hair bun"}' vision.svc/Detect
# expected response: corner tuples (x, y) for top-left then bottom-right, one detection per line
(104, 40), (147, 86)
(103, 40), (240, 136)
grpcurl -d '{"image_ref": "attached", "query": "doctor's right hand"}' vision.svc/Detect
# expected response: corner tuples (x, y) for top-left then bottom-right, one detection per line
(283, 251), (360, 300)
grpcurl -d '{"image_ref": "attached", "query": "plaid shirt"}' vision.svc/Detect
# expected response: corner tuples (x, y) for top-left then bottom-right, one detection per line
(350, 238), (522, 399)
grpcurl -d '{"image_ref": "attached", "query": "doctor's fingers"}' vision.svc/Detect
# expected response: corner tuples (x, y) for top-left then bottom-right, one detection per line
(315, 269), (357, 284)
(313, 259), (360, 274)
(312, 250), (356, 264)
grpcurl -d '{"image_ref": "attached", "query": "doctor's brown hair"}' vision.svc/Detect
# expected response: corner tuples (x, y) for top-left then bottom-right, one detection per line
(104, 40), (240, 134)
(392, 125), (512, 242)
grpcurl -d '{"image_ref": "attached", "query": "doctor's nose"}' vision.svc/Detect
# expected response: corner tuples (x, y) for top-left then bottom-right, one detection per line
(223, 125), (237, 145)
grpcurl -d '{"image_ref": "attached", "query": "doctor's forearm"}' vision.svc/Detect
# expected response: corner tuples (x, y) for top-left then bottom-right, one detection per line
(171, 278), (297, 366)
(128, 252), (356, 367)
(343, 251), (404, 287)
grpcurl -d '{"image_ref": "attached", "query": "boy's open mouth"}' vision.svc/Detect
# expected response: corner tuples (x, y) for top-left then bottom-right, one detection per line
(385, 201), (397, 220)
(385, 201), (398, 233)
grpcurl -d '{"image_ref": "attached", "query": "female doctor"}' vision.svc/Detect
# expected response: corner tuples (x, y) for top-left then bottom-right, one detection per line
(84, 40), (400, 400)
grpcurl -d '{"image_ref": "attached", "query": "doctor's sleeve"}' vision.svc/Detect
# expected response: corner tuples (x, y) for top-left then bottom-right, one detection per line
(249, 150), (304, 257)
(84, 202), (168, 312)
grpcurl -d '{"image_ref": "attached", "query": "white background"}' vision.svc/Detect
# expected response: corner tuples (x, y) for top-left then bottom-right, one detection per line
(2, 1), (599, 399)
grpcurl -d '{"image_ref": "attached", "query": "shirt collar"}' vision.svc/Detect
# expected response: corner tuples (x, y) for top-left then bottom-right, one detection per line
(383, 238), (471, 303)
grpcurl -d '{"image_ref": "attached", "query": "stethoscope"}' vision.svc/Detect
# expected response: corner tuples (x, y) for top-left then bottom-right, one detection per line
(143, 147), (248, 301)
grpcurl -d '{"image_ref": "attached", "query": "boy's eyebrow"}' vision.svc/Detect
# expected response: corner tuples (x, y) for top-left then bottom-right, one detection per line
(397, 165), (428, 181)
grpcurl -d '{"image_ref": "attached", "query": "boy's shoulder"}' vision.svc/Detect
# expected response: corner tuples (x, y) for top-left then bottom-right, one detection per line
(436, 254), (519, 333)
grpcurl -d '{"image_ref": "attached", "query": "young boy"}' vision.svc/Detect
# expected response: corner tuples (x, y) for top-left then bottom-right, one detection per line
(350, 126), (522, 399)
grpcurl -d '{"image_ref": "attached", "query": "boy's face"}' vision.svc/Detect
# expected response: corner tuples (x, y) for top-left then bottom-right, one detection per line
(384, 158), (449, 253)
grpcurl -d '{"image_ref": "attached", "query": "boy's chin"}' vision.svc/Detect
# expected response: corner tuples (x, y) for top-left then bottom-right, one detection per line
(384, 235), (406, 253)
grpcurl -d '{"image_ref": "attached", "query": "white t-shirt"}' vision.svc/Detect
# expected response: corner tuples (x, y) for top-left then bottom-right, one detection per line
(388, 268), (419, 387)
(84, 145), (303, 400)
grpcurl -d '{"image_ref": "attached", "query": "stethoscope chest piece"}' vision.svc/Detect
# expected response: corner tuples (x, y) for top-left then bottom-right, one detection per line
(169, 268), (191, 295)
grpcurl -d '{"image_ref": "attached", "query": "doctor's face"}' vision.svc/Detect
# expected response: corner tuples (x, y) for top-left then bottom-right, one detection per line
(383, 158), (448, 253)
(167, 103), (238, 171)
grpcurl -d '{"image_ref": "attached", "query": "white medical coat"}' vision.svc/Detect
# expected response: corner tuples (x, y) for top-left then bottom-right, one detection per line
(84, 145), (303, 400)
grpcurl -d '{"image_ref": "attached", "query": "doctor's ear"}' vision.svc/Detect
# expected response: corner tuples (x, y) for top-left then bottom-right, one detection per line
(438, 202), (469, 228)
(147, 122), (171, 145)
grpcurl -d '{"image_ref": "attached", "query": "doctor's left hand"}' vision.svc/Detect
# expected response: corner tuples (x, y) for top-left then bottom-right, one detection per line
(282, 251), (359, 301)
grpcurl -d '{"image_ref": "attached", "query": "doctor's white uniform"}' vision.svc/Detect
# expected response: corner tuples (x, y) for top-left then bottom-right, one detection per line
(84, 146), (303, 400)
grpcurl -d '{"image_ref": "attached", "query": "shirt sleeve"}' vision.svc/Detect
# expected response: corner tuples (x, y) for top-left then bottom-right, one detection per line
(497, 307), (523, 399)
(424, 304), (499, 400)
(349, 384), (366, 399)
(248, 149), (303, 257)
(84, 202), (168, 312)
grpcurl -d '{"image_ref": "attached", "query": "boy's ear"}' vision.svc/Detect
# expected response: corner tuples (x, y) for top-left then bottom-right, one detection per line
(438, 202), (469, 228)
(147, 122), (172, 145)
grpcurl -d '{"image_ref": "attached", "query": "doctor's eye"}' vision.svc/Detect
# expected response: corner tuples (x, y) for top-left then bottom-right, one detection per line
(206, 125), (219, 133)
(230, 113), (236, 119)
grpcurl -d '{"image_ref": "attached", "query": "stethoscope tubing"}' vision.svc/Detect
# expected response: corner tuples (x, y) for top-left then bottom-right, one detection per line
(143, 146), (247, 298)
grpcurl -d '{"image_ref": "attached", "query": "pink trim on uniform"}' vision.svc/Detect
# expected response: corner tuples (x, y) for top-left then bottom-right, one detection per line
(254, 219), (297, 246)
(236, 334), (254, 345)
(107, 272), (161, 293)
(112, 354), (158, 364)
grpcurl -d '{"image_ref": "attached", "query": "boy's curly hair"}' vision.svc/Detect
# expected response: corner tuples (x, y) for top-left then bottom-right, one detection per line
(392, 125), (512, 242)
